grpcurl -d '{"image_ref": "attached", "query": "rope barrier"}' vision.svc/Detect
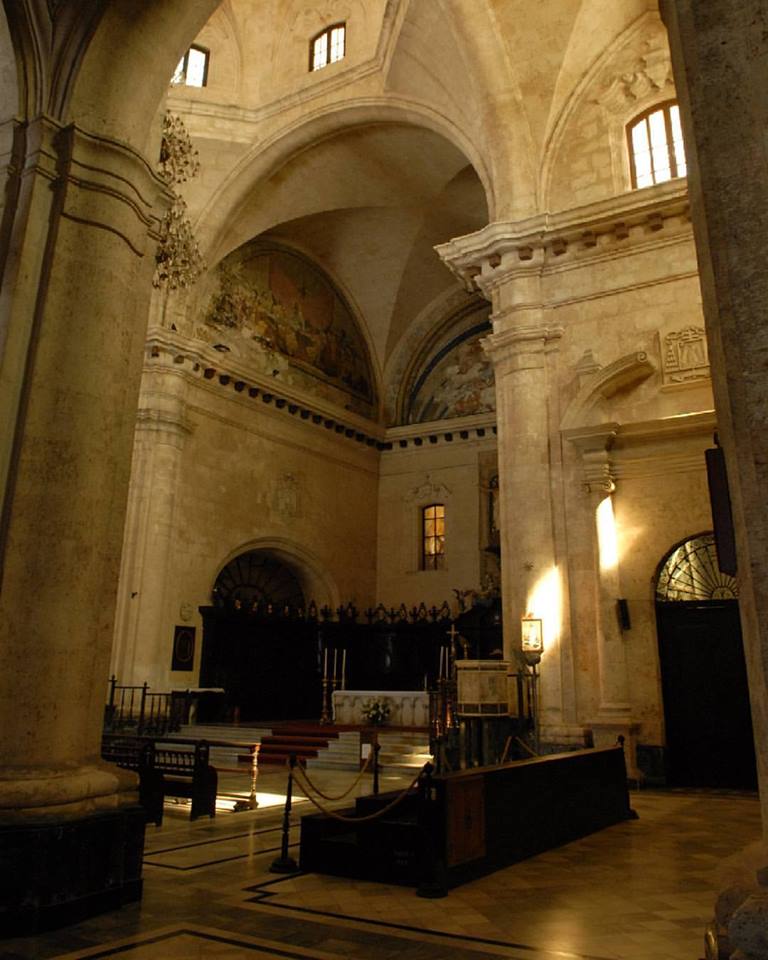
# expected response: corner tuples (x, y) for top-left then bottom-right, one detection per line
(293, 764), (426, 824)
(292, 750), (373, 802)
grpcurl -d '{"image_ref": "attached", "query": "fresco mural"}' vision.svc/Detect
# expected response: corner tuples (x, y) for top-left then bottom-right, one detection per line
(203, 247), (375, 412)
(408, 327), (495, 423)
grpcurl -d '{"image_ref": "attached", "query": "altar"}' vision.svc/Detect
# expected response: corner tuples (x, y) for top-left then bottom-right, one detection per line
(332, 690), (429, 727)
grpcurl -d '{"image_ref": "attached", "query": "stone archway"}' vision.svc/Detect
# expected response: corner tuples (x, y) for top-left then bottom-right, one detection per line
(200, 548), (322, 722)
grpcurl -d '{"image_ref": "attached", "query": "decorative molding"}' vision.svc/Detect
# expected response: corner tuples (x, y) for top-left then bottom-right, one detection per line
(560, 352), (655, 430)
(57, 123), (170, 259)
(597, 44), (675, 116)
(435, 180), (690, 300)
(482, 325), (564, 363)
(143, 331), (497, 453)
(564, 411), (716, 487)
(562, 423), (619, 495)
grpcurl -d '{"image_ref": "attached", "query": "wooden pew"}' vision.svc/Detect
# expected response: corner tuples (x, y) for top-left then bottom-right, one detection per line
(102, 736), (217, 825)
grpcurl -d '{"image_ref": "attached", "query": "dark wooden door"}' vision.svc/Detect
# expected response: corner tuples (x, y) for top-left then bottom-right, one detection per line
(199, 609), (322, 721)
(656, 600), (756, 789)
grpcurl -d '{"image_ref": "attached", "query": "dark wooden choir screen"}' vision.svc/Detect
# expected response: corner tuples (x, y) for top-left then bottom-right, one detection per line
(198, 605), (458, 722)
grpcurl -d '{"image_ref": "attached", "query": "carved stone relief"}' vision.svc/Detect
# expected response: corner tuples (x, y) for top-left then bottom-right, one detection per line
(406, 475), (452, 503)
(274, 473), (301, 520)
(661, 326), (710, 385)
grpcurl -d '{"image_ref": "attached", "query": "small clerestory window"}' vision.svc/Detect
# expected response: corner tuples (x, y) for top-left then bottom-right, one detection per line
(172, 45), (210, 88)
(310, 23), (346, 72)
(628, 100), (686, 189)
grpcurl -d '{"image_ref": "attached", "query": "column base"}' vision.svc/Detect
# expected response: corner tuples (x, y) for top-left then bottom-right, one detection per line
(0, 805), (145, 937)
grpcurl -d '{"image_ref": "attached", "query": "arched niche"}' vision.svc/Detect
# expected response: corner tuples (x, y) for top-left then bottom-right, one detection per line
(392, 297), (493, 425)
(210, 537), (338, 612)
(197, 240), (378, 418)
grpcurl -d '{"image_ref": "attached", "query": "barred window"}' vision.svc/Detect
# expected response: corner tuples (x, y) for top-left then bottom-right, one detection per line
(422, 504), (445, 571)
(310, 23), (346, 71)
(628, 100), (686, 189)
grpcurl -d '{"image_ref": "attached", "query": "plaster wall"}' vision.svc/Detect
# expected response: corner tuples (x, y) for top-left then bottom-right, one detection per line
(117, 371), (379, 689)
(376, 438), (497, 610)
(549, 236), (715, 746)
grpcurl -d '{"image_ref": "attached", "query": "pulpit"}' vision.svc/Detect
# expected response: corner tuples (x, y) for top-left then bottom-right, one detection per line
(455, 660), (516, 716)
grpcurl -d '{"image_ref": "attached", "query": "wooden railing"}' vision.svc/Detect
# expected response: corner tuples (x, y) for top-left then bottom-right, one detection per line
(104, 676), (190, 736)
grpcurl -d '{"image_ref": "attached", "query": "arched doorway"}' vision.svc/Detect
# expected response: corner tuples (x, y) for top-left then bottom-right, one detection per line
(655, 533), (757, 789)
(199, 549), (321, 722)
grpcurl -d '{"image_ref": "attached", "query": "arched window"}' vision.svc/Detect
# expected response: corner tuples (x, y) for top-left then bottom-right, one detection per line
(627, 100), (686, 189)
(310, 23), (346, 72)
(172, 44), (210, 88)
(655, 533), (738, 602)
(422, 504), (445, 570)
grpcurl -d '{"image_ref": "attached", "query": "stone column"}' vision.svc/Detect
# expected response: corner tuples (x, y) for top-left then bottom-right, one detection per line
(111, 353), (193, 690)
(661, 0), (768, 829)
(661, 1), (768, 953)
(483, 319), (563, 658)
(0, 119), (169, 933)
(436, 233), (582, 745)
(478, 255), (570, 739)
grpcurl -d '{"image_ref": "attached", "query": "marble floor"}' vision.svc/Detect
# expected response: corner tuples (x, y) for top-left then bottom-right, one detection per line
(2, 765), (762, 960)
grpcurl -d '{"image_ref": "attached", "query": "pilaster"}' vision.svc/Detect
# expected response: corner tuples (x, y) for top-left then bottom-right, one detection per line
(112, 356), (194, 689)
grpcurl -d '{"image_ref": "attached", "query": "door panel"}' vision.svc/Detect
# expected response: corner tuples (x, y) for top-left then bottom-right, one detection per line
(656, 600), (756, 789)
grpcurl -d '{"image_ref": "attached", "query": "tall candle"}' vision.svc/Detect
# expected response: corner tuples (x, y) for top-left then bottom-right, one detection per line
(333, 649), (338, 682)
(341, 650), (347, 690)
(439, 647), (444, 678)
(323, 647), (328, 679)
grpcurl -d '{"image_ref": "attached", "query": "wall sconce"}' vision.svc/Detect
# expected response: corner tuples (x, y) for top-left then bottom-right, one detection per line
(521, 613), (543, 665)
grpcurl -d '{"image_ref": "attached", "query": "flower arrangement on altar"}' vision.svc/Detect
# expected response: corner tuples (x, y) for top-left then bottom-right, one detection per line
(361, 697), (391, 726)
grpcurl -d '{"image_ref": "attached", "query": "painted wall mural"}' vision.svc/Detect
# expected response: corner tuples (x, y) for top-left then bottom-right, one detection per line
(203, 247), (375, 414)
(407, 326), (495, 423)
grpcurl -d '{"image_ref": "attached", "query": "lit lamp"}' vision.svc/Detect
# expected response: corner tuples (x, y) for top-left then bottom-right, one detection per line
(521, 613), (543, 665)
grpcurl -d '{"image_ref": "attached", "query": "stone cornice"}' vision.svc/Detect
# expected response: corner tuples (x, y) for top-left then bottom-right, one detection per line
(144, 330), (497, 452)
(563, 411), (716, 490)
(435, 180), (691, 298)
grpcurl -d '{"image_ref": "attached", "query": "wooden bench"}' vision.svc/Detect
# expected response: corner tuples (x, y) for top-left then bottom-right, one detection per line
(102, 736), (217, 826)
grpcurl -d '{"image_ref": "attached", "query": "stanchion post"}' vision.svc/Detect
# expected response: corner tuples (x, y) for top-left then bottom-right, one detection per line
(372, 732), (380, 796)
(249, 743), (260, 809)
(270, 754), (299, 874)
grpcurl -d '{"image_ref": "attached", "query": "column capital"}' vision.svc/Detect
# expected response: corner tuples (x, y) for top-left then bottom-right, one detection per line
(482, 324), (564, 363)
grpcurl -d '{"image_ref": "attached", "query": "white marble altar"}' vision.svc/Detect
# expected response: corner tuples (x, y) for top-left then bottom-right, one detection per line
(332, 690), (429, 727)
